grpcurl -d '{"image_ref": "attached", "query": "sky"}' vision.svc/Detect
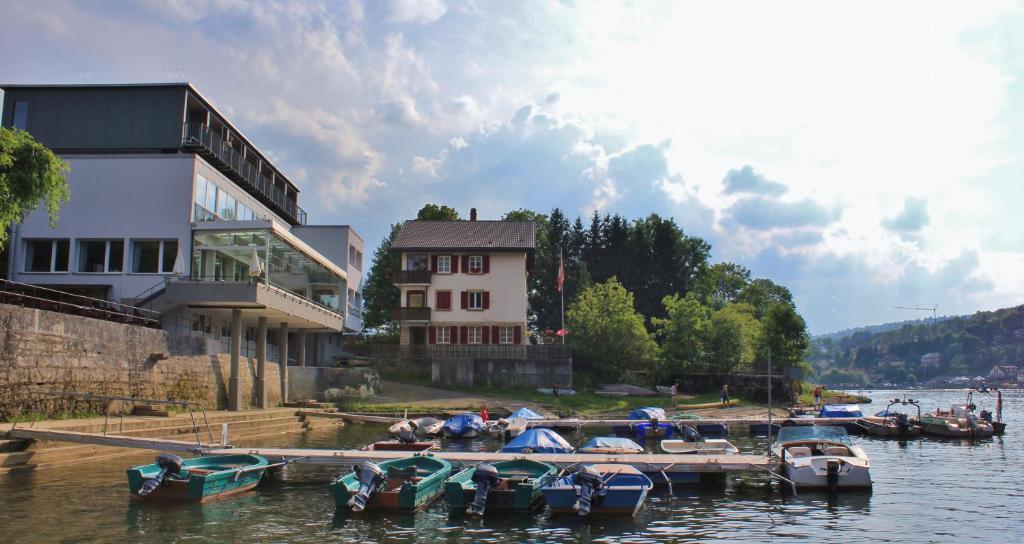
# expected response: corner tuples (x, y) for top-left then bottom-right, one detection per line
(2, 0), (1022, 334)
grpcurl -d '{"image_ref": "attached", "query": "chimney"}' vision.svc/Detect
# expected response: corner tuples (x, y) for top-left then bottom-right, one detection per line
(470, 208), (477, 221)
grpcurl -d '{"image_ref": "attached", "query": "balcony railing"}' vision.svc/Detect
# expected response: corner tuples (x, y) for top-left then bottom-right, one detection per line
(349, 343), (571, 360)
(183, 122), (307, 225)
(391, 270), (432, 284)
(392, 307), (431, 321)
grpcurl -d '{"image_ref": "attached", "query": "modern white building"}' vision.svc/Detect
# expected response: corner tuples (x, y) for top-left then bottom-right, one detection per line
(1, 83), (363, 381)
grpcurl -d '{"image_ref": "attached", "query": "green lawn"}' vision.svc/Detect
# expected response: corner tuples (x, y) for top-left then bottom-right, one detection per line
(796, 382), (870, 406)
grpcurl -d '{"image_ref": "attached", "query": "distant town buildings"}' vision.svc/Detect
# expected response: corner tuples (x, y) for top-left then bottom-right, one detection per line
(920, 352), (942, 367)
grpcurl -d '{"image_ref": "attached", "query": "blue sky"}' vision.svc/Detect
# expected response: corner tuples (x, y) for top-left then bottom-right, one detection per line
(2, 0), (1022, 334)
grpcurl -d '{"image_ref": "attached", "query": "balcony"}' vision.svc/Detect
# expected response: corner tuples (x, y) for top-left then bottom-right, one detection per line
(391, 270), (432, 284)
(182, 122), (307, 226)
(392, 307), (431, 321)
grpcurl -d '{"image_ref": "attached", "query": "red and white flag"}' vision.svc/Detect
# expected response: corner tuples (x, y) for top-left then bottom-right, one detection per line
(556, 254), (565, 292)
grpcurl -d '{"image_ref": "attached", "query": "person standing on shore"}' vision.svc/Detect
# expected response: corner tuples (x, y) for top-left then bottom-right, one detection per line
(670, 382), (679, 404)
(814, 384), (823, 407)
(721, 384), (730, 406)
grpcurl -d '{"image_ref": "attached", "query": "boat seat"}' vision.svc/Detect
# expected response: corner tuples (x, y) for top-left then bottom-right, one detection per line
(823, 446), (849, 456)
(786, 446), (812, 458)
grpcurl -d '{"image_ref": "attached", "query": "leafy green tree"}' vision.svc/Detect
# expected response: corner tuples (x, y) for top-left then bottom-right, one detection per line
(696, 262), (751, 309)
(567, 278), (659, 382)
(0, 128), (70, 248)
(707, 303), (762, 374)
(760, 301), (810, 370)
(653, 293), (710, 374)
(416, 204), (459, 220)
(361, 223), (402, 331)
(737, 278), (794, 319)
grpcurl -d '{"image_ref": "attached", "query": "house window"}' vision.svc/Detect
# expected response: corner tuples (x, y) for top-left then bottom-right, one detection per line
(435, 290), (451, 310)
(468, 255), (483, 273)
(13, 101), (29, 130)
(24, 240), (69, 272)
(408, 290), (425, 308)
(407, 253), (427, 271)
(132, 240), (179, 273)
(437, 255), (451, 274)
(349, 245), (363, 271)
(468, 291), (483, 310)
(436, 327), (450, 344)
(468, 326), (482, 344)
(499, 326), (514, 345)
(77, 240), (124, 273)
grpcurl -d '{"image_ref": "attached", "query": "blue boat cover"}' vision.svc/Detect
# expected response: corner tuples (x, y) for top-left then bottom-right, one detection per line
(508, 407), (545, 420)
(500, 428), (574, 453)
(579, 437), (643, 453)
(819, 404), (863, 418)
(628, 407), (667, 420)
(443, 413), (484, 435)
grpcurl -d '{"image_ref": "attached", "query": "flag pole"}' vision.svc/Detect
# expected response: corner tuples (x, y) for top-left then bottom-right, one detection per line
(559, 247), (565, 345)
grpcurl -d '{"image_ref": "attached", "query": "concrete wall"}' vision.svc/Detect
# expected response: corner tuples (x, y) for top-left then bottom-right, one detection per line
(288, 366), (380, 401)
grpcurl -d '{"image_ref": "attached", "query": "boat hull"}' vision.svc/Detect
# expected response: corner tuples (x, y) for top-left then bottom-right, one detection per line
(445, 460), (557, 513)
(858, 417), (921, 437)
(917, 416), (994, 438)
(782, 457), (873, 490)
(541, 486), (650, 516)
(330, 456), (452, 510)
(126, 454), (269, 502)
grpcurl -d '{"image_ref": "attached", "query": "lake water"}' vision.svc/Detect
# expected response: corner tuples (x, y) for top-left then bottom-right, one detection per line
(2, 389), (1022, 542)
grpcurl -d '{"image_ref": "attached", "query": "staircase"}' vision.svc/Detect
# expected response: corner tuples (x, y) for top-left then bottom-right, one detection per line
(0, 409), (341, 473)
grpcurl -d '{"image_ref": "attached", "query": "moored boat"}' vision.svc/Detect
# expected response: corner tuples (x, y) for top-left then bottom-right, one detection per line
(361, 440), (437, 452)
(660, 439), (739, 455)
(442, 413), (485, 438)
(540, 464), (653, 516)
(126, 453), (270, 502)
(614, 407), (677, 439)
(445, 459), (557, 515)
(772, 426), (872, 491)
(578, 437), (644, 454)
(859, 415), (921, 437)
(331, 455), (452, 511)
(500, 428), (574, 454)
(388, 417), (444, 440)
(916, 411), (994, 438)
(818, 404), (865, 433)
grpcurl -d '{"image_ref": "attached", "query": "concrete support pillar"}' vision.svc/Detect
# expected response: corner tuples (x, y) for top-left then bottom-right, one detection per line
(255, 316), (267, 409)
(227, 309), (243, 411)
(279, 322), (289, 404)
(297, 329), (307, 367)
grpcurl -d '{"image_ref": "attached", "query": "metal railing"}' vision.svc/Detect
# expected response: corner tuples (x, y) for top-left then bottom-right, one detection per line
(349, 343), (571, 360)
(173, 275), (343, 319)
(391, 270), (432, 284)
(391, 307), (431, 321)
(182, 122), (307, 225)
(0, 278), (161, 328)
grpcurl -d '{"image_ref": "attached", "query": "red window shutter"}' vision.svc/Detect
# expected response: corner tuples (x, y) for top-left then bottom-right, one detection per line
(460, 326), (468, 344)
(491, 325), (500, 343)
(428, 326), (436, 344)
(482, 291), (490, 310)
(431, 255), (438, 272)
(461, 255), (469, 272)
(450, 325), (458, 343)
(451, 254), (459, 273)
(513, 326), (522, 344)
(460, 291), (468, 309)
(482, 325), (491, 344)
(482, 255), (490, 273)
(436, 291), (451, 310)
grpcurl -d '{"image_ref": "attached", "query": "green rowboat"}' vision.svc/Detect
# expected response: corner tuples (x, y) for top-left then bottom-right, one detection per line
(331, 455), (452, 511)
(445, 459), (557, 515)
(127, 453), (270, 502)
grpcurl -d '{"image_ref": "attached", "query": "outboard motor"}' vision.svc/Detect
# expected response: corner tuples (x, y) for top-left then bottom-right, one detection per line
(573, 465), (606, 516)
(679, 424), (703, 442)
(138, 453), (184, 496)
(467, 464), (501, 516)
(397, 420), (419, 444)
(894, 412), (911, 435)
(826, 459), (841, 490)
(347, 461), (385, 512)
(979, 410), (992, 423)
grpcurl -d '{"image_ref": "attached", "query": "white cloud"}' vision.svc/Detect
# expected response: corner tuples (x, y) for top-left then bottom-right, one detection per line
(385, 0), (447, 25)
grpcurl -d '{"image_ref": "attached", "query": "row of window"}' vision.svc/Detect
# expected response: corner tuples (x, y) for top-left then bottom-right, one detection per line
(407, 290), (489, 311)
(24, 239), (179, 274)
(194, 174), (261, 222)
(432, 325), (516, 344)
(348, 244), (363, 272)
(406, 254), (488, 274)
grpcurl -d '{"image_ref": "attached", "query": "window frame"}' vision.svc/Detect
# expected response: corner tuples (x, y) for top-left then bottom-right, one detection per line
(467, 291), (484, 310)
(131, 240), (179, 275)
(406, 253), (428, 271)
(467, 326), (482, 344)
(12, 101), (29, 130)
(499, 326), (514, 345)
(24, 239), (70, 273)
(436, 255), (451, 274)
(76, 239), (125, 274)
(435, 290), (452, 311)
(436, 326), (451, 344)
(468, 255), (483, 274)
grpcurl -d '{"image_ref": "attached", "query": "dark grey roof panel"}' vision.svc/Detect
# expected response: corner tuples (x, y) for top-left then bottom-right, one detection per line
(392, 220), (536, 250)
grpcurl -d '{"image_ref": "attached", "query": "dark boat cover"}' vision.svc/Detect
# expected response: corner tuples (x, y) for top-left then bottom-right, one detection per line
(628, 407), (667, 420)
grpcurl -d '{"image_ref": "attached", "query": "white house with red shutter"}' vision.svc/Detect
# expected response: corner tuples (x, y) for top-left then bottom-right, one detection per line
(390, 210), (535, 347)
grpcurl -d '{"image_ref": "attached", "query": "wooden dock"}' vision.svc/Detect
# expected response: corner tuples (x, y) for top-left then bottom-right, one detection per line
(9, 428), (216, 452)
(313, 411), (865, 428)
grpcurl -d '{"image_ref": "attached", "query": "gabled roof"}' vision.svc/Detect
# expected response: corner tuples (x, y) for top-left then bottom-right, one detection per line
(391, 220), (535, 251)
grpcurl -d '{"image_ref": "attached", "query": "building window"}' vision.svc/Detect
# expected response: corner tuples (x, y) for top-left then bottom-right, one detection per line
(24, 240), (69, 272)
(349, 245), (363, 271)
(77, 240), (124, 273)
(499, 326), (514, 345)
(132, 240), (179, 273)
(12, 101), (29, 130)
(407, 253), (427, 271)
(437, 255), (451, 274)
(436, 326), (450, 344)
(408, 290), (425, 308)
(468, 291), (483, 310)
(468, 326), (482, 344)
(435, 290), (451, 310)
(468, 255), (483, 273)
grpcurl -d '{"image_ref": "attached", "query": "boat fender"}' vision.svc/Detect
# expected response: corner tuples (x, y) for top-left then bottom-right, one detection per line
(348, 461), (385, 512)
(573, 465), (605, 516)
(826, 459), (840, 490)
(138, 453), (184, 497)
(467, 464), (501, 516)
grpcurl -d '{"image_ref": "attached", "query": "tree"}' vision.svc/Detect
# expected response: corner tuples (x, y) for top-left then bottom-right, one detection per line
(566, 278), (659, 382)
(737, 278), (794, 319)
(707, 303), (762, 375)
(760, 301), (810, 370)
(416, 204), (459, 220)
(0, 127), (70, 248)
(361, 223), (402, 331)
(533, 207), (570, 331)
(696, 262), (751, 310)
(653, 293), (710, 374)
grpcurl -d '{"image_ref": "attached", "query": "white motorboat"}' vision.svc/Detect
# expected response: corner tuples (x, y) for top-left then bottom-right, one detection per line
(772, 426), (872, 491)
(660, 439), (739, 455)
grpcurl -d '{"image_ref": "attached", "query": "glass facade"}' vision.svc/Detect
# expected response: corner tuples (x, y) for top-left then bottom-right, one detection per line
(194, 174), (258, 223)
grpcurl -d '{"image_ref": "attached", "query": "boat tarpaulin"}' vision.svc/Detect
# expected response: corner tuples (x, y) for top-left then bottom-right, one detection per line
(628, 407), (667, 421)
(500, 428), (574, 453)
(507, 407), (545, 420)
(443, 413), (484, 435)
(819, 404), (864, 418)
(578, 437), (644, 453)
